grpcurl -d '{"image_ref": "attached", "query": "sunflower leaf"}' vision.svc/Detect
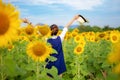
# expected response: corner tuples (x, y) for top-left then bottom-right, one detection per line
(3, 57), (19, 77)
(48, 56), (57, 62)
(52, 48), (58, 54)
(46, 66), (62, 80)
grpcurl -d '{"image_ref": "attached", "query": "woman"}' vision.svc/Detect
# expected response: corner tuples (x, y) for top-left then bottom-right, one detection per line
(46, 15), (80, 77)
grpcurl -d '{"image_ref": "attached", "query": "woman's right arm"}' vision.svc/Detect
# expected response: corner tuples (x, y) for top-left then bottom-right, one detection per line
(59, 15), (79, 41)
(64, 15), (79, 29)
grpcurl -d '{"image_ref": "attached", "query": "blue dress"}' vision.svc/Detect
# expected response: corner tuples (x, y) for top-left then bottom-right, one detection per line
(46, 36), (66, 75)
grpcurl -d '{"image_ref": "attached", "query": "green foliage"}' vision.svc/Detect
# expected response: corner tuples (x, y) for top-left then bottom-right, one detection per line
(63, 38), (115, 80)
(0, 37), (120, 80)
(76, 25), (120, 33)
(83, 40), (112, 79)
(78, 25), (94, 32)
(115, 26), (120, 31)
(0, 41), (61, 80)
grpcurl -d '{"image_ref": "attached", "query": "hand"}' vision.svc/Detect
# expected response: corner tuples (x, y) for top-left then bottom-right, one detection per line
(73, 15), (80, 20)
(22, 18), (30, 23)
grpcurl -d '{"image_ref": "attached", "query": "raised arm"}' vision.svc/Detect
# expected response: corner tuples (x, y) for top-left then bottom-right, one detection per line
(59, 15), (79, 41)
(65, 15), (79, 29)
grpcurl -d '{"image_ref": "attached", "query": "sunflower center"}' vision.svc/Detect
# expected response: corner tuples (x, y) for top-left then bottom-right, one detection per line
(106, 37), (110, 40)
(32, 43), (46, 56)
(8, 44), (13, 49)
(76, 37), (80, 41)
(99, 33), (105, 38)
(0, 13), (10, 35)
(112, 36), (117, 41)
(72, 32), (77, 37)
(77, 47), (82, 52)
(25, 26), (34, 35)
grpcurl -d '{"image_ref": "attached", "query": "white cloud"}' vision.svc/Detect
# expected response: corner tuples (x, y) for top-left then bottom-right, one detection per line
(3, 0), (22, 3)
(4, 0), (104, 10)
(60, 0), (104, 10)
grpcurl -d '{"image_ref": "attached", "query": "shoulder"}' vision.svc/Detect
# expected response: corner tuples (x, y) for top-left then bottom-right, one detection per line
(47, 36), (60, 41)
(63, 27), (68, 31)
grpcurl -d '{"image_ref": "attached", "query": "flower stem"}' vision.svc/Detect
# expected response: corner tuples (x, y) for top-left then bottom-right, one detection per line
(36, 62), (39, 80)
(77, 55), (80, 79)
(27, 56), (30, 64)
(0, 54), (4, 80)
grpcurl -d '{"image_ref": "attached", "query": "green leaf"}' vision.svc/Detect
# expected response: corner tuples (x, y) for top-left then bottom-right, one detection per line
(106, 73), (120, 80)
(25, 76), (36, 80)
(4, 57), (18, 77)
(48, 56), (57, 62)
(24, 63), (36, 71)
(52, 49), (58, 54)
(46, 66), (62, 80)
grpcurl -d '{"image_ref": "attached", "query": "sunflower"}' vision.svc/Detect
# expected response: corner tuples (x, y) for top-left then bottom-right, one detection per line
(104, 35), (110, 41)
(110, 32), (119, 43)
(79, 40), (86, 47)
(73, 28), (79, 33)
(25, 24), (34, 35)
(37, 24), (51, 37)
(74, 35), (84, 43)
(0, 1), (20, 47)
(26, 41), (52, 62)
(108, 42), (120, 63)
(71, 31), (78, 37)
(89, 36), (95, 42)
(7, 43), (14, 51)
(74, 44), (84, 55)
(108, 52), (120, 64)
(88, 31), (95, 36)
(81, 32), (87, 37)
(74, 35), (80, 43)
(98, 32), (106, 39)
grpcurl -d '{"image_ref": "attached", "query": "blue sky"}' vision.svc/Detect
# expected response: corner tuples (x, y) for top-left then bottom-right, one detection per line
(4, 0), (120, 27)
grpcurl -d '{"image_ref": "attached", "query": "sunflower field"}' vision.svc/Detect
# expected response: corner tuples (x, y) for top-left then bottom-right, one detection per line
(0, 1), (120, 80)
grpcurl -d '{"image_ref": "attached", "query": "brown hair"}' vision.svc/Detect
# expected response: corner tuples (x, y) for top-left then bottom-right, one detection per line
(50, 24), (59, 36)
